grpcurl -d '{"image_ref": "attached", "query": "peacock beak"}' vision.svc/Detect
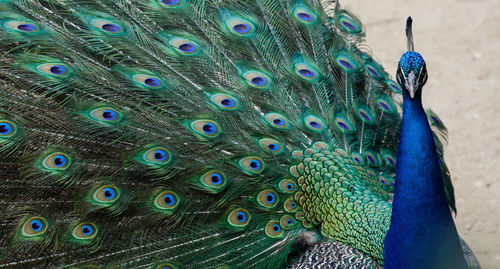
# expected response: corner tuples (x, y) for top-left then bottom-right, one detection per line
(405, 71), (417, 98)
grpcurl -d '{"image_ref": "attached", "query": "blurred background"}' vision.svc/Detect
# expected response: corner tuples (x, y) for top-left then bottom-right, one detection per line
(339, 0), (499, 268)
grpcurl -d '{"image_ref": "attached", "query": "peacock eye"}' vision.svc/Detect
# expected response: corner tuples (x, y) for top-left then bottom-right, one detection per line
(284, 198), (299, 212)
(42, 152), (71, 170)
(153, 190), (180, 213)
(295, 63), (319, 81)
(159, 0), (184, 7)
(21, 217), (48, 237)
(280, 215), (296, 229)
(190, 120), (221, 138)
(36, 63), (71, 77)
(72, 222), (98, 240)
(279, 179), (297, 193)
(92, 185), (120, 204)
(265, 220), (284, 238)
(169, 38), (199, 56)
(238, 156), (265, 174)
(90, 19), (124, 34)
(336, 12), (362, 33)
(227, 208), (250, 227)
(244, 71), (272, 88)
(132, 74), (165, 89)
(303, 115), (326, 132)
(226, 17), (255, 36)
(0, 120), (16, 138)
(264, 113), (290, 129)
(256, 190), (279, 208)
(258, 138), (283, 154)
(197, 170), (228, 193)
(210, 94), (240, 111)
(293, 6), (318, 24)
(142, 147), (171, 165)
(89, 107), (122, 123)
(3, 20), (40, 33)
(334, 116), (355, 132)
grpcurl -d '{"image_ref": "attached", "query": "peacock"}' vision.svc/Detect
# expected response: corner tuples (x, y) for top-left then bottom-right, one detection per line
(0, 0), (480, 268)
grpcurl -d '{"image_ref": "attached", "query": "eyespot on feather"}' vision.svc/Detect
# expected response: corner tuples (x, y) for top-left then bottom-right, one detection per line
(243, 71), (271, 88)
(90, 19), (124, 34)
(280, 215), (297, 229)
(238, 156), (265, 174)
(382, 152), (396, 167)
(190, 120), (221, 138)
(36, 63), (71, 77)
(169, 38), (199, 56)
(0, 120), (16, 138)
(295, 63), (319, 81)
(42, 152), (71, 170)
(225, 17), (255, 37)
(335, 54), (359, 71)
(334, 116), (355, 133)
(365, 63), (384, 79)
(303, 115), (326, 132)
(356, 106), (376, 124)
(376, 96), (395, 113)
(292, 6), (318, 24)
(92, 185), (120, 204)
(158, 0), (184, 8)
(364, 151), (379, 166)
(258, 138), (283, 154)
(153, 190), (180, 213)
(265, 220), (284, 238)
(89, 107), (122, 123)
(198, 170), (228, 193)
(3, 20), (40, 33)
(386, 79), (402, 93)
(142, 147), (171, 165)
(284, 198), (299, 213)
(279, 179), (297, 193)
(367, 168), (377, 178)
(72, 222), (98, 240)
(21, 217), (48, 237)
(379, 175), (390, 186)
(337, 12), (361, 33)
(256, 190), (279, 209)
(132, 74), (165, 89)
(351, 152), (365, 165)
(263, 113), (290, 129)
(227, 208), (250, 228)
(210, 94), (240, 111)
(426, 110), (446, 128)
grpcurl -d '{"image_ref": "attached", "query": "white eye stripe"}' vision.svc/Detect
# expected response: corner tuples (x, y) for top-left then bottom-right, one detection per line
(399, 67), (407, 79)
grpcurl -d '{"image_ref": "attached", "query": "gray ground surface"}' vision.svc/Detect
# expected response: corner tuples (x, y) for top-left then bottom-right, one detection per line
(343, 1), (500, 268)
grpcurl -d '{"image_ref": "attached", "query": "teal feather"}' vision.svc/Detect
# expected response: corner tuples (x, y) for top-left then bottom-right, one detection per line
(0, 0), (479, 268)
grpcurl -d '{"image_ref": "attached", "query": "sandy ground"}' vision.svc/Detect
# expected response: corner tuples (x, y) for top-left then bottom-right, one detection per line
(341, 0), (500, 268)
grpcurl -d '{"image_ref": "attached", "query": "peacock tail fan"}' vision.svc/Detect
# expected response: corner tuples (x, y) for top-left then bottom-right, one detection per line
(0, 0), (453, 267)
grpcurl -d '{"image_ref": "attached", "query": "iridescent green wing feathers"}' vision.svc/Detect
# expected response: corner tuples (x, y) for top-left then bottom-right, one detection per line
(0, 0), (453, 268)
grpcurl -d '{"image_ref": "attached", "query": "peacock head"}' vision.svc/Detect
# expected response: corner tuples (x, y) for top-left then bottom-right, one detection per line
(396, 17), (428, 99)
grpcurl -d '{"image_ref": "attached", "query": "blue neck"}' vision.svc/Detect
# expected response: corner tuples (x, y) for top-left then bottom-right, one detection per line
(383, 89), (467, 268)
